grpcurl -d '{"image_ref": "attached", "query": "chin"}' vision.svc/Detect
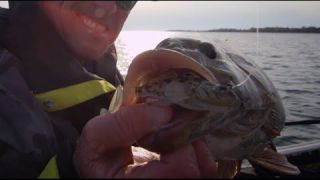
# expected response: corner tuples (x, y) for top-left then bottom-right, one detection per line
(80, 52), (105, 61)
(72, 45), (109, 61)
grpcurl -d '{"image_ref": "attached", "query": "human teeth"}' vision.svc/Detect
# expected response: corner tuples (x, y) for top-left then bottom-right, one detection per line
(94, 7), (107, 19)
(83, 17), (96, 28)
(82, 16), (106, 32)
(95, 23), (106, 32)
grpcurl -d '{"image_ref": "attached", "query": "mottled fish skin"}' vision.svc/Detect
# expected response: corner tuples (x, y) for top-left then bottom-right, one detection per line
(126, 38), (299, 177)
(136, 38), (285, 158)
(136, 68), (241, 112)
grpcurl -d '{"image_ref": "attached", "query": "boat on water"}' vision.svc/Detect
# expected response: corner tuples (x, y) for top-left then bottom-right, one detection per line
(236, 140), (320, 178)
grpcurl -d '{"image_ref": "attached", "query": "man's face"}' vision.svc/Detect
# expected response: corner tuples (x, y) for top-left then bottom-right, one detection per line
(38, 1), (131, 60)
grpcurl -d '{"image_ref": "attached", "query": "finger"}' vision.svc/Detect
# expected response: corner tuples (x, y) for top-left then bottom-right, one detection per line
(192, 139), (218, 178)
(116, 144), (202, 178)
(74, 104), (172, 177)
(80, 103), (172, 153)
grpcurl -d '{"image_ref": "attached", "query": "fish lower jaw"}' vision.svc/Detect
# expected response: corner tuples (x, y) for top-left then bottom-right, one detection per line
(137, 104), (209, 153)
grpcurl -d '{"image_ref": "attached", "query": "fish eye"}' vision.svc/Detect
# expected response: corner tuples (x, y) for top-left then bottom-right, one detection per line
(199, 42), (216, 59)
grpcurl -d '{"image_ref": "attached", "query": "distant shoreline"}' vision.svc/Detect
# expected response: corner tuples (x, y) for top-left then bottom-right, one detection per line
(167, 26), (320, 33)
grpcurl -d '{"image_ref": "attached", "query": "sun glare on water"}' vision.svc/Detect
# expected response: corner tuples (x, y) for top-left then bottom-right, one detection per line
(115, 31), (172, 76)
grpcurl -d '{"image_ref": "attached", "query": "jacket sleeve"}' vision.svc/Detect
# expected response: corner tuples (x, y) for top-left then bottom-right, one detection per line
(0, 58), (59, 178)
(0, 85), (58, 178)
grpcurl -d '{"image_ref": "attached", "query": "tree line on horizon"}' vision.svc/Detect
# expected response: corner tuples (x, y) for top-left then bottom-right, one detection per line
(170, 26), (320, 33)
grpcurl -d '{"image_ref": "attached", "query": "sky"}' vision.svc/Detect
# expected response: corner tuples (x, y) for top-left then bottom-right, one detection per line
(1, 1), (319, 31)
(122, 1), (320, 30)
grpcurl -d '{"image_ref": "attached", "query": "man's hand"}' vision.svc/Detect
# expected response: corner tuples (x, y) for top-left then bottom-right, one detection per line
(73, 104), (217, 178)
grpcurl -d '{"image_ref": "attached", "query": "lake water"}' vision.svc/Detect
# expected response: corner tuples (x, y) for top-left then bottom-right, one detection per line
(115, 31), (320, 147)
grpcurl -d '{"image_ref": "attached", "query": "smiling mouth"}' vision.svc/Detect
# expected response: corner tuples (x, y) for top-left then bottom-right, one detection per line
(80, 15), (107, 33)
(62, 4), (110, 34)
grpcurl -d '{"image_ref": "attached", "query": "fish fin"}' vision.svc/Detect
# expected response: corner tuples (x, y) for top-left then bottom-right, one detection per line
(262, 107), (285, 137)
(217, 160), (240, 178)
(236, 160), (242, 176)
(247, 143), (300, 176)
(108, 85), (123, 113)
(261, 124), (281, 137)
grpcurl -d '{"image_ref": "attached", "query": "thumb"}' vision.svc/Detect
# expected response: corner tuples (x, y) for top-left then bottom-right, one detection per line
(80, 103), (172, 153)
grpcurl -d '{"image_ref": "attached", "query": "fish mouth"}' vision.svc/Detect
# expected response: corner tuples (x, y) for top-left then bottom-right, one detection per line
(122, 49), (218, 106)
(136, 101), (209, 154)
(122, 48), (216, 153)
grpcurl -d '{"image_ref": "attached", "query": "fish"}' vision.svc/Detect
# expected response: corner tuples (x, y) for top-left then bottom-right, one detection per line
(110, 38), (300, 178)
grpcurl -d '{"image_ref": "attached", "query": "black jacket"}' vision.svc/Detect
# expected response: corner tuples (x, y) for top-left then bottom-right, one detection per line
(0, 2), (123, 178)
